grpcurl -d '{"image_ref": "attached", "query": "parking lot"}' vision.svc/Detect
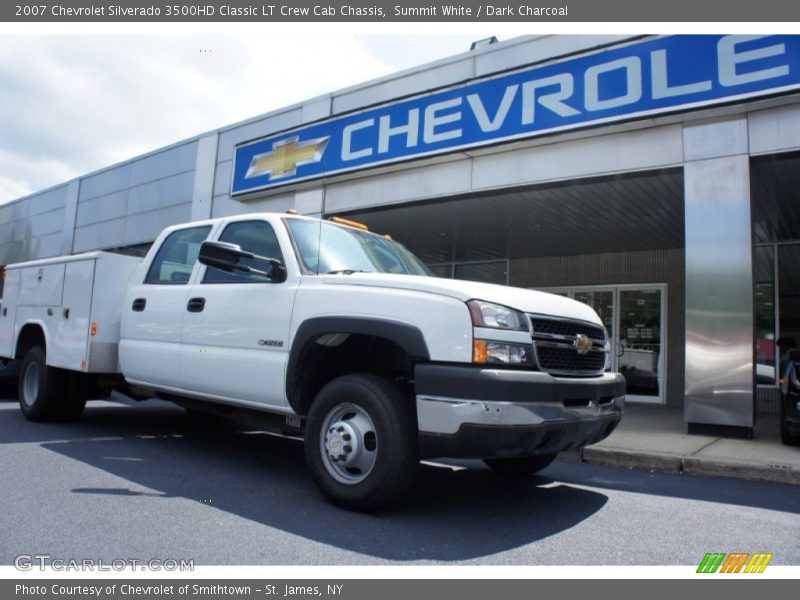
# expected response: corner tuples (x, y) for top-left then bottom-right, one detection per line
(1, 391), (798, 566)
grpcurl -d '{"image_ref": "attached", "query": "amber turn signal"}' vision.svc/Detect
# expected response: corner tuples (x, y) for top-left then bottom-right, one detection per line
(473, 340), (488, 363)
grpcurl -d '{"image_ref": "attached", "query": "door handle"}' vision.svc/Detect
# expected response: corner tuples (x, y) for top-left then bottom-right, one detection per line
(187, 297), (206, 313)
(132, 298), (146, 312)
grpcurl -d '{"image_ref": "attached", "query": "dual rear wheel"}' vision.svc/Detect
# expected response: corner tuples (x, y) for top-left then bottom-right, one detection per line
(18, 346), (87, 422)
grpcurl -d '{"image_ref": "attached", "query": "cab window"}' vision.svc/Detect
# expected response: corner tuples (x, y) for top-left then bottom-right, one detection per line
(203, 220), (284, 284)
(144, 226), (211, 285)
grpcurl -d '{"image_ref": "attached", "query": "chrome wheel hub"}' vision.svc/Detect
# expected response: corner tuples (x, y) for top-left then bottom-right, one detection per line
(320, 403), (378, 485)
(22, 362), (39, 407)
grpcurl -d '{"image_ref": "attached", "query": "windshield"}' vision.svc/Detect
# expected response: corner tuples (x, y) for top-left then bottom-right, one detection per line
(285, 218), (432, 277)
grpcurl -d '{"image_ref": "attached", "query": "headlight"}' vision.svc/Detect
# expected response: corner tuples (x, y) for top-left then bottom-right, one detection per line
(467, 300), (528, 331)
(473, 340), (533, 366)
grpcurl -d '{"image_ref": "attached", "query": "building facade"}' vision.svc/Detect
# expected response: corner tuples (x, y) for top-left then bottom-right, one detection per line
(2, 34), (800, 433)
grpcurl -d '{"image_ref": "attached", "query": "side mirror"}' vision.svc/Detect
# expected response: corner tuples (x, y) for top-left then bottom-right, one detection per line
(198, 240), (286, 282)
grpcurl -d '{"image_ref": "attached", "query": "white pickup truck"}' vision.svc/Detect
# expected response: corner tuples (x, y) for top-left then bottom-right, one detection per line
(0, 213), (624, 510)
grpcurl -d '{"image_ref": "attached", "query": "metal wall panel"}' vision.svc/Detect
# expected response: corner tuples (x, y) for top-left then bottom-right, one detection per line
(191, 133), (219, 222)
(122, 203), (192, 246)
(302, 95), (332, 124)
(471, 125), (683, 192)
(749, 103), (800, 156)
(511, 248), (685, 408)
(216, 109), (303, 163)
(128, 142), (197, 186)
(71, 141), (197, 253)
(210, 192), (294, 219)
(294, 188), (324, 216)
(78, 141), (197, 201)
(75, 190), (128, 227)
(126, 171), (194, 214)
(26, 209), (64, 237)
(0, 185), (68, 265)
(60, 180), (80, 255)
(78, 163), (134, 201)
(683, 119), (748, 162)
(684, 154), (754, 427)
(213, 161), (233, 199)
(27, 186), (67, 216)
(325, 157), (473, 213)
(73, 218), (127, 253)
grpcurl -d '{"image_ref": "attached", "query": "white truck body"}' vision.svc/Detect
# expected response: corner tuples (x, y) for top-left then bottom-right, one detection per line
(0, 212), (624, 510)
(0, 252), (141, 374)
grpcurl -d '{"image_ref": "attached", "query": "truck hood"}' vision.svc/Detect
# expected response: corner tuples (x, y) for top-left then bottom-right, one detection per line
(319, 273), (602, 325)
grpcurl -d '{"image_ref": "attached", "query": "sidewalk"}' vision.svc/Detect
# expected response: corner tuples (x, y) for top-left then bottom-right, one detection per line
(566, 405), (800, 485)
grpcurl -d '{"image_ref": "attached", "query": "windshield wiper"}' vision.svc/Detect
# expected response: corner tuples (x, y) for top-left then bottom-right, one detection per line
(325, 269), (372, 275)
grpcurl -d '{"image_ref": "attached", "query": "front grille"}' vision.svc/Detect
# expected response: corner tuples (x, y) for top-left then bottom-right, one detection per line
(529, 315), (607, 376)
(535, 346), (606, 374)
(529, 317), (606, 342)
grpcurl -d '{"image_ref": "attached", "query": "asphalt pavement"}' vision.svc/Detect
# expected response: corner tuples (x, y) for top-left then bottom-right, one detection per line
(1, 392), (798, 565)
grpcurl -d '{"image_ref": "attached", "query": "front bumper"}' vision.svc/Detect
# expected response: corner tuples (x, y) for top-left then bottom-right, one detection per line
(415, 364), (624, 459)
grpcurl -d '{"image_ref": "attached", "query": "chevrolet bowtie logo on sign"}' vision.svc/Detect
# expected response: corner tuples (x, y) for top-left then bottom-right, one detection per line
(245, 137), (329, 180)
(232, 35), (800, 196)
(696, 552), (773, 574)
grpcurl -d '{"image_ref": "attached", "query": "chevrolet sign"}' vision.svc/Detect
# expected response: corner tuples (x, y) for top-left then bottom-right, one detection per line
(232, 35), (800, 196)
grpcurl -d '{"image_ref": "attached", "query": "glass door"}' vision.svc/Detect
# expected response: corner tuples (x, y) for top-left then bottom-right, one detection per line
(573, 289), (616, 367)
(534, 284), (666, 404)
(616, 287), (665, 404)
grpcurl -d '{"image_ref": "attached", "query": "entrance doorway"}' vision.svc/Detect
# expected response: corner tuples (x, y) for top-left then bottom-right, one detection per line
(539, 285), (666, 404)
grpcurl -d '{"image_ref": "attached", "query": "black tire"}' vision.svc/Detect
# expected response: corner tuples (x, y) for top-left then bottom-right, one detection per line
(781, 414), (800, 446)
(484, 454), (558, 476)
(60, 372), (90, 421)
(18, 346), (71, 422)
(304, 374), (419, 511)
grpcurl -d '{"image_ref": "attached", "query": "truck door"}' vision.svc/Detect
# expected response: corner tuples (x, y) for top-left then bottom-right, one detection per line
(179, 219), (299, 407)
(119, 225), (212, 388)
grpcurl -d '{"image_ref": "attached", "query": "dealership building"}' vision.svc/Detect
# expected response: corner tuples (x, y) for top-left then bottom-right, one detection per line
(2, 34), (800, 436)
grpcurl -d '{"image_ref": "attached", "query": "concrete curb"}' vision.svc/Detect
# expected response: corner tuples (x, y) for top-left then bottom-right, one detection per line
(582, 447), (683, 473)
(573, 447), (800, 485)
(681, 456), (800, 486)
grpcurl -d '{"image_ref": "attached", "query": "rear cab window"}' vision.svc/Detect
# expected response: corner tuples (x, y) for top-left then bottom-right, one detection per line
(144, 225), (212, 285)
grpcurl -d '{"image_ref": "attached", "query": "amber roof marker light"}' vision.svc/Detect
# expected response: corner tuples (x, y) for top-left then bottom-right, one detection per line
(328, 216), (369, 231)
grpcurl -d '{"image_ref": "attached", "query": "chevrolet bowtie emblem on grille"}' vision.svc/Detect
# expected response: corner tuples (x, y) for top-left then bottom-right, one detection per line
(245, 136), (329, 180)
(574, 334), (593, 355)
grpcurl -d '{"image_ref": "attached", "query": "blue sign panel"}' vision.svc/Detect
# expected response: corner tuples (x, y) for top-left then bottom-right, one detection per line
(232, 35), (800, 196)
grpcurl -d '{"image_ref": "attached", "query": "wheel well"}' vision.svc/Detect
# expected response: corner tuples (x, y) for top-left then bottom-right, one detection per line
(289, 334), (414, 416)
(15, 324), (45, 360)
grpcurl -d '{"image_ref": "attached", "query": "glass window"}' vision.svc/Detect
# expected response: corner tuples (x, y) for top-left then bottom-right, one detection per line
(574, 290), (614, 335)
(285, 218), (431, 276)
(203, 220), (284, 284)
(754, 246), (777, 385)
(778, 244), (800, 372)
(145, 226), (211, 285)
(454, 261), (508, 285)
(426, 264), (454, 279)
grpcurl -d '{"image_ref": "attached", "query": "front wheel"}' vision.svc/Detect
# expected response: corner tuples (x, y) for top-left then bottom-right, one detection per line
(304, 374), (419, 511)
(484, 454), (558, 476)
